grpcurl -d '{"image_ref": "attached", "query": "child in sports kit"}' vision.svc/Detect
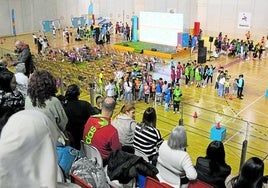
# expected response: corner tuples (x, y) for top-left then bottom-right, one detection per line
(173, 84), (182, 114)
(164, 83), (172, 111)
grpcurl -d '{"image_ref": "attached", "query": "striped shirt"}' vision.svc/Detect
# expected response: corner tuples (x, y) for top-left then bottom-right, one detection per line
(134, 123), (163, 160)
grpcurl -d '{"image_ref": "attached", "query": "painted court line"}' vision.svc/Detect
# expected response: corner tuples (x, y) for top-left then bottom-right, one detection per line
(236, 94), (264, 116)
(224, 94), (264, 145)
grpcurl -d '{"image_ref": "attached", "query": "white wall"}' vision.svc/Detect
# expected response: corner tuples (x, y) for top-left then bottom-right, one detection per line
(1, 0), (268, 41)
(0, 0), (56, 36)
(198, 0), (268, 41)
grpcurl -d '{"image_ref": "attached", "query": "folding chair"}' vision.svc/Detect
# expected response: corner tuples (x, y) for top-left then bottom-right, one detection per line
(80, 140), (135, 188)
(144, 176), (173, 188)
(188, 179), (214, 188)
(80, 140), (103, 167)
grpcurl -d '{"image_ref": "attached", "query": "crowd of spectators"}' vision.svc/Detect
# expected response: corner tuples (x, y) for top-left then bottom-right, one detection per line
(0, 27), (268, 187)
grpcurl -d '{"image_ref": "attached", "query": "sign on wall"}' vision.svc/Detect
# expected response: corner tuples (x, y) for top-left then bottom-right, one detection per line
(238, 12), (251, 29)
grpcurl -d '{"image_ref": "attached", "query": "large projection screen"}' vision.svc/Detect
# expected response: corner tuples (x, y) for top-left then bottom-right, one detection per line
(139, 11), (183, 47)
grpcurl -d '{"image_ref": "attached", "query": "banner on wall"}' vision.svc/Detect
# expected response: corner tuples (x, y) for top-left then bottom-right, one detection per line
(167, 8), (176, 13)
(88, 0), (94, 25)
(11, 9), (16, 36)
(238, 12), (251, 29)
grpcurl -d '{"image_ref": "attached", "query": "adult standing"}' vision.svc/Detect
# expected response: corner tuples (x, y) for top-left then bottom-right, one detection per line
(13, 40), (34, 77)
(237, 74), (244, 99)
(62, 84), (97, 150)
(25, 70), (68, 145)
(83, 97), (121, 160)
(0, 110), (80, 188)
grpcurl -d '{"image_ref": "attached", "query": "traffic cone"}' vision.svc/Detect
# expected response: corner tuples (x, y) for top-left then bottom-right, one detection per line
(193, 111), (198, 118)
(229, 94), (233, 100)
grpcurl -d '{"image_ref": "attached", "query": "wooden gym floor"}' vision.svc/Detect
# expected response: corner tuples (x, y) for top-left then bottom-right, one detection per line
(1, 31), (268, 175)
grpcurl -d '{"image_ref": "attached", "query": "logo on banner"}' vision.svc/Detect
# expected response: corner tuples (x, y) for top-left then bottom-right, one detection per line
(238, 12), (251, 29)
(167, 8), (176, 13)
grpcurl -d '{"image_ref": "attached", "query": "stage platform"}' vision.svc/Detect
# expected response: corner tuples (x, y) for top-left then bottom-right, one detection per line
(113, 41), (190, 59)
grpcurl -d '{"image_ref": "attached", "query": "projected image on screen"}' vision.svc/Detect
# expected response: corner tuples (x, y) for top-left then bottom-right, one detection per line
(139, 12), (183, 47)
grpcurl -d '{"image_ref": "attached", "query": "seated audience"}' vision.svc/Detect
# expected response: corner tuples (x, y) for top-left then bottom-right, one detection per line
(226, 157), (267, 188)
(0, 110), (80, 188)
(196, 141), (231, 188)
(112, 103), (136, 149)
(0, 69), (24, 134)
(83, 97), (121, 160)
(25, 70), (68, 144)
(62, 84), (96, 150)
(157, 126), (197, 188)
(0, 58), (8, 71)
(93, 95), (103, 114)
(134, 107), (163, 165)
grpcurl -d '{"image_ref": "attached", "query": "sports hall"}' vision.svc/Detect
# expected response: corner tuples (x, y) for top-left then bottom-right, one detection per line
(1, 0), (268, 179)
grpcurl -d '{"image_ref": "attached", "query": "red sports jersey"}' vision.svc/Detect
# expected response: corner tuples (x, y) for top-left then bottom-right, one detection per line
(83, 115), (121, 159)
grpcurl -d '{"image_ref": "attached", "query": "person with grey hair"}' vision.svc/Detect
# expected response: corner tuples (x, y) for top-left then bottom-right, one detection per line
(156, 126), (197, 188)
(83, 97), (121, 160)
(14, 63), (28, 98)
(12, 40), (34, 77)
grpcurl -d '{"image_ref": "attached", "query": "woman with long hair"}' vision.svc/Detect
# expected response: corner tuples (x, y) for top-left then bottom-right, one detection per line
(226, 157), (266, 188)
(0, 69), (24, 133)
(112, 103), (136, 148)
(196, 141), (231, 188)
(133, 107), (163, 165)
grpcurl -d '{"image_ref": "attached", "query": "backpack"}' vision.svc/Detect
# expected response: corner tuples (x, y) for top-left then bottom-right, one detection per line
(70, 157), (110, 188)
(56, 142), (85, 178)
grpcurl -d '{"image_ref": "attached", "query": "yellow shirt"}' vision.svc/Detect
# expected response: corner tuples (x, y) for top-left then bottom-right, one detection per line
(98, 72), (103, 84)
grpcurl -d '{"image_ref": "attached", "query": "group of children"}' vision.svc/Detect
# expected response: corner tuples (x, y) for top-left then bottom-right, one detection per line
(214, 68), (242, 100)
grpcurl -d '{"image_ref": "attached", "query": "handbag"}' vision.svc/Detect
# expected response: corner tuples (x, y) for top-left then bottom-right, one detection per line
(56, 141), (85, 178)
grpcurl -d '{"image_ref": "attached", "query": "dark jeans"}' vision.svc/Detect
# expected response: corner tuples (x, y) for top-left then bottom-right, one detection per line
(185, 75), (190, 85)
(237, 87), (243, 97)
(173, 101), (180, 111)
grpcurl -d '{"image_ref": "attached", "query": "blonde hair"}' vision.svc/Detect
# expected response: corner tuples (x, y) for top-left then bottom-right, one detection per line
(120, 103), (135, 114)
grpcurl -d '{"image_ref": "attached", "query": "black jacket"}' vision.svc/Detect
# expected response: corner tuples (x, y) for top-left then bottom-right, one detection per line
(63, 99), (96, 150)
(196, 157), (231, 188)
(105, 150), (158, 184)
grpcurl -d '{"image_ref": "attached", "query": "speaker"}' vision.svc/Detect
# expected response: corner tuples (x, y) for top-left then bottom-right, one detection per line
(198, 40), (204, 48)
(198, 47), (207, 64)
(209, 36), (214, 43)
